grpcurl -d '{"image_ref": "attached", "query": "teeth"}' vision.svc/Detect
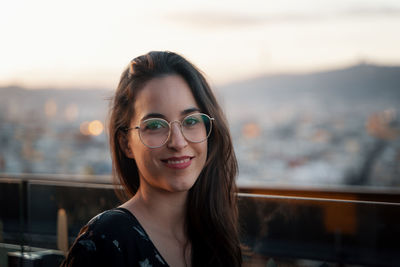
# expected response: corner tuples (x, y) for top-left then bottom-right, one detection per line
(167, 158), (190, 164)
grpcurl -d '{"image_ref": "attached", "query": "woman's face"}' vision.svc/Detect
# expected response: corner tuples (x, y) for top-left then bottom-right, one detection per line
(126, 74), (208, 194)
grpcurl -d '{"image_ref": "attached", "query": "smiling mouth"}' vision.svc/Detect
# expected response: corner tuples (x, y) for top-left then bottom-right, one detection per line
(161, 156), (194, 169)
(167, 158), (190, 164)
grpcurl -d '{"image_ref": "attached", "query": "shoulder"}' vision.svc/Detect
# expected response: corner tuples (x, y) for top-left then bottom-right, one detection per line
(86, 208), (136, 234)
(62, 208), (147, 267)
(81, 208), (149, 250)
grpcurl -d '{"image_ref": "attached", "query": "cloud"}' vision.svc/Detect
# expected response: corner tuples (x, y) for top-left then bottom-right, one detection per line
(165, 12), (315, 29)
(345, 6), (400, 16)
(165, 6), (400, 30)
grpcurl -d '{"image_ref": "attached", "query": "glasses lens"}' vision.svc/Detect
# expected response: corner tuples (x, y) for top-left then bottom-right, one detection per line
(182, 113), (212, 143)
(139, 118), (169, 147)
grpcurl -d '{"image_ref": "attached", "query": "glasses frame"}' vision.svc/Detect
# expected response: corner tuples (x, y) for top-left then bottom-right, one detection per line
(128, 113), (215, 148)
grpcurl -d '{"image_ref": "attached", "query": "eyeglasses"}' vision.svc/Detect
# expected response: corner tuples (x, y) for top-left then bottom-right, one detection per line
(128, 113), (214, 148)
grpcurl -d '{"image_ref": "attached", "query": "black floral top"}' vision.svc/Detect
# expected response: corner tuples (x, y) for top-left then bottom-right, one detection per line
(61, 208), (169, 267)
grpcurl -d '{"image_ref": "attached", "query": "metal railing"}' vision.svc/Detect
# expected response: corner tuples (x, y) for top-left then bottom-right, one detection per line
(1, 173), (400, 266)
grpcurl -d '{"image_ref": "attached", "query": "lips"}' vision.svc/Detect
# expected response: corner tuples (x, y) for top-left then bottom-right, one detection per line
(161, 156), (193, 169)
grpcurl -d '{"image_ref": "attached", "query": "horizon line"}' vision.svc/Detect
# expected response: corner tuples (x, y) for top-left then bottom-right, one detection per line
(1, 61), (399, 91)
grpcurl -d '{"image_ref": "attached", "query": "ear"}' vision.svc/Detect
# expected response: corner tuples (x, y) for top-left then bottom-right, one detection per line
(118, 132), (135, 159)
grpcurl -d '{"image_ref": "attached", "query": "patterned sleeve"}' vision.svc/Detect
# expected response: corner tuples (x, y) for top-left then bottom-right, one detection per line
(61, 225), (126, 267)
(61, 209), (169, 267)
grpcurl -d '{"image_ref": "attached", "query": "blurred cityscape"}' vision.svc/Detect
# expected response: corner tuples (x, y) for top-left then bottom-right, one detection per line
(0, 63), (399, 188)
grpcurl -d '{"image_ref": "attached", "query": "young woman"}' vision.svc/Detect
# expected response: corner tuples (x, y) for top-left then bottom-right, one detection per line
(62, 51), (242, 267)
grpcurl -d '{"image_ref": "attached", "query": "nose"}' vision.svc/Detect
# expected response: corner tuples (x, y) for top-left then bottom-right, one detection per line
(166, 121), (188, 150)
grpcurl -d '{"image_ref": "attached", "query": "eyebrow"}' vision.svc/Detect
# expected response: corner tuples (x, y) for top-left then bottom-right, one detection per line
(141, 107), (201, 121)
(181, 107), (200, 116)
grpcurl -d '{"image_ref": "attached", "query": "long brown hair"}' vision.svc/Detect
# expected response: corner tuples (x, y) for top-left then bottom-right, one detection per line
(109, 51), (241, 266)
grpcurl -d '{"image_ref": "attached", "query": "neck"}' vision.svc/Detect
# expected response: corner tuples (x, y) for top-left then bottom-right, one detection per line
(124, 184), (188, 241)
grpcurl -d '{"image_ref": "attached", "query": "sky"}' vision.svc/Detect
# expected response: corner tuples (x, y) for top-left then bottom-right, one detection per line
(1, 0), (400, 89)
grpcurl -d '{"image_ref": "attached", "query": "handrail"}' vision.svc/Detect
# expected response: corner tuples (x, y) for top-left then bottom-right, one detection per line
(1, 173), (399, 203)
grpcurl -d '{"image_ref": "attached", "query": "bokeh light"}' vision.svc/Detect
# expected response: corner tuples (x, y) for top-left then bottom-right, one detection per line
(88, 120), (104, 136)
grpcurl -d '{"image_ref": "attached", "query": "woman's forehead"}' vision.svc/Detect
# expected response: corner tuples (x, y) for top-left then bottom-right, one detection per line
(133, 75), (199, 120)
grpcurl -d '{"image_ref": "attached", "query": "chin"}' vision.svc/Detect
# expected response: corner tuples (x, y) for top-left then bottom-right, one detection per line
(167, 179), (197, 193)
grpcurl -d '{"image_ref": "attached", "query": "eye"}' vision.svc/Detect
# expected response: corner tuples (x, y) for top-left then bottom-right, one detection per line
(183, 116), (200, 127)
(143, 119), (167, 131)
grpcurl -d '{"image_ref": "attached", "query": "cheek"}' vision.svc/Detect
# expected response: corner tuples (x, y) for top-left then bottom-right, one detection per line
(134, 150), (159, 177)
(197, 142), (208, 165)
(129, 139), (156, 171)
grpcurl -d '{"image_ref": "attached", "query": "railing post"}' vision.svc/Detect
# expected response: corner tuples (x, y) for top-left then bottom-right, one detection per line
(18, 179), (29, 264)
